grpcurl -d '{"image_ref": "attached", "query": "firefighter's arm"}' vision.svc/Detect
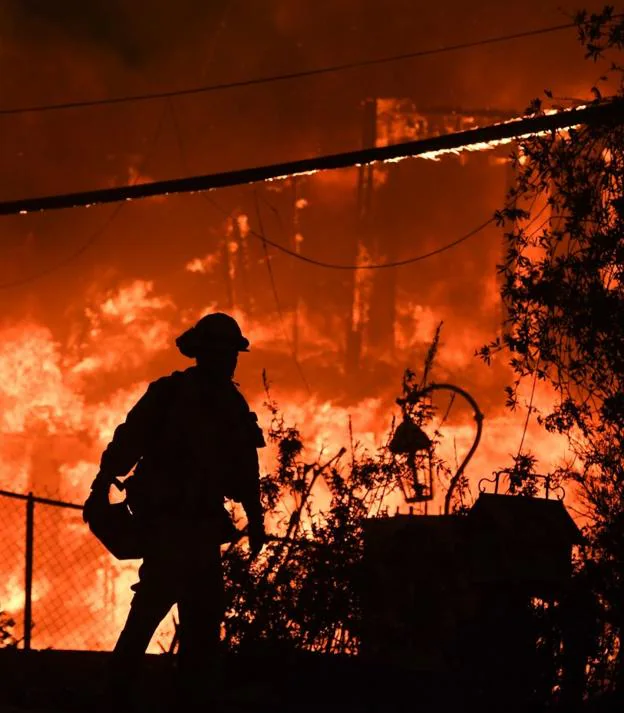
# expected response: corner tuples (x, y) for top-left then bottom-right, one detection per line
(240, 415), (266, 556)
(239, 449), (264, 534)
(92, 379), (169, 490)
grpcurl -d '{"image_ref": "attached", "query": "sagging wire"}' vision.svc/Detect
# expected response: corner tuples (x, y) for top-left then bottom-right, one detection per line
(167, 98), (313, 396)
(253, 189), (313, 396)
(0, 101), (170, 290)
(2, 16), (619, 117)
(244, 215), (497, 270)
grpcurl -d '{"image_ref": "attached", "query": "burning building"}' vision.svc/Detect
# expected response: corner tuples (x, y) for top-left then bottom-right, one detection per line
(0, 0), (605, 653)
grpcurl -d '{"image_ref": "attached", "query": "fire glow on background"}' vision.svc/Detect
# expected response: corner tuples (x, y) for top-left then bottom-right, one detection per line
(0, 0), (612, 656)
(0, 262), (570, 651)
(0, 96), (582, 655)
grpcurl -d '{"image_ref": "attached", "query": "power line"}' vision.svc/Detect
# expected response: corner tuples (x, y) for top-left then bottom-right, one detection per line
(2, 100), (619, 216)
(0, 19), (601, 117)
(0, 102), (169, 289)
(169, 98), (312, 392)
(246, 216), (496, 270)
(253, 190), (312, 395)
(240, 174), (564, 270)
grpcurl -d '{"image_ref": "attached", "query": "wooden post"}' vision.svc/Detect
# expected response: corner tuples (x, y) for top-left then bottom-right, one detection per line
(2, 101), (618, 216)
(221, 217), (235, 311)
(24, 493), (34, 651)
(291, 177), (302, 360)
(346, 98), (377, 372)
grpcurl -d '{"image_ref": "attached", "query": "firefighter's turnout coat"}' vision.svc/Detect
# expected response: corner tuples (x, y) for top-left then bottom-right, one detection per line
(99, 367), (265, 526)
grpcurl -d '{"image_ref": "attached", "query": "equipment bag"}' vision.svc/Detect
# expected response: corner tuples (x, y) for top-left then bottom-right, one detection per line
(84, 371), (246, 560)
(84, 479), (241, 560)
(83, 480), (143, 560)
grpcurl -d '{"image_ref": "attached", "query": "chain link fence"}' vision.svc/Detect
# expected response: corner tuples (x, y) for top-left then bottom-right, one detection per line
(0, 490), (175, 651)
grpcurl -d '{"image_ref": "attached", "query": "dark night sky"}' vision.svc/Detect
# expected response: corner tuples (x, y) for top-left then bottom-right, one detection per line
(0, 1), (610, 191)
(0, 0), (613, 504)
(0, 0), (612, 337)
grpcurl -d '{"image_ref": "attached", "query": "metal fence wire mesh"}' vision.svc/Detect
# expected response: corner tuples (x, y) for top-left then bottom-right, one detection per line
(0, 491), (176, 652)
(0, 494), (26, 646)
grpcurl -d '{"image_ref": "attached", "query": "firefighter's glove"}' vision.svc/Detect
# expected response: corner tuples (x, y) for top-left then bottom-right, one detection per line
(83, 491), (98, 524)
(248, 520), (267, 559)
(83, 472), (110, 523)
(91, 470), (113, 493)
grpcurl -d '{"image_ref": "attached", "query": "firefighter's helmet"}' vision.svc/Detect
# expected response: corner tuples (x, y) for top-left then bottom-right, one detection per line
(176, 312), (250, 358)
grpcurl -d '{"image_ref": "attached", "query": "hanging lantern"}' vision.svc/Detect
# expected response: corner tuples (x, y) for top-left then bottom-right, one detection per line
(389, 415), (434, 503)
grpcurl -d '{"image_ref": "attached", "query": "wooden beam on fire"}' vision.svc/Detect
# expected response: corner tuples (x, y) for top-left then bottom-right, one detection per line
(0, 100), (622, 217)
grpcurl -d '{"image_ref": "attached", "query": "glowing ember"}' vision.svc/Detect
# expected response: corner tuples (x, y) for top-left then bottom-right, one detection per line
(0, 286), (571, 651)
(0, 103), (591, 653)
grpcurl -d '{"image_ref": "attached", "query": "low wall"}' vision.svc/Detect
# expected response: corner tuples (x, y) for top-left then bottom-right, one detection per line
(0, 648), (439, 712)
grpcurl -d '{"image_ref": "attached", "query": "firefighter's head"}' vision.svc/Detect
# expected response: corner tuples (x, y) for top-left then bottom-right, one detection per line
(176, 313), (250, 378)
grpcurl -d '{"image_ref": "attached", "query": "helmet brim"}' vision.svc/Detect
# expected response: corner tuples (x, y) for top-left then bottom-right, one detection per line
(175, 327), (250, 358)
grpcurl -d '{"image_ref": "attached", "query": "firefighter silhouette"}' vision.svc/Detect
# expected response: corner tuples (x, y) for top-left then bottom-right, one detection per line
(84, 313), (266, 710)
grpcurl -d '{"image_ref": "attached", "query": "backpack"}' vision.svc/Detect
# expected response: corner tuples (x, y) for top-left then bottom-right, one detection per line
(85, 370), (258, 559)
(84, 479), (240, 561)
(125, 369), (263, 517)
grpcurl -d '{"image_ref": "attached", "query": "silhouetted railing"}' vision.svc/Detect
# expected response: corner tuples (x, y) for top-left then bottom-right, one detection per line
(477, 473), (566, 499)
(0, 489), (174, 652)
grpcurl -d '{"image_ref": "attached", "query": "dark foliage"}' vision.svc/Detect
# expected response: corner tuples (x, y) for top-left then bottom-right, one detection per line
(478, 6), (624, 696)
(220, 330), (455, 655)
(0, 610), (18, 649)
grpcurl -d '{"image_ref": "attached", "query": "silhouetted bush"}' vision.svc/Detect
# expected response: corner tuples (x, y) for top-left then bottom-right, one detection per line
(0, 610), (18, 648)
(478, 5), (624, 701)
(221, 328), (452, 655)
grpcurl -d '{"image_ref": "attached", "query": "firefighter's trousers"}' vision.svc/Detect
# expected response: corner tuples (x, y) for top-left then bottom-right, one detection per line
(109, 519), (224, 710)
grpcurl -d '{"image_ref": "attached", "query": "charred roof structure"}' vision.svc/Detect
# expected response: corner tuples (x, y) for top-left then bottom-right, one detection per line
(362, 492), (583, 709)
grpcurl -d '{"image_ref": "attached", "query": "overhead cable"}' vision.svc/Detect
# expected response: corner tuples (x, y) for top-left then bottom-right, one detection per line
(1, 100), (619, 216)
(242, 177), (569, 271)
(0, 102), (169, 289)
(245, 216), (496, 270)
(0, 19), (606, 116)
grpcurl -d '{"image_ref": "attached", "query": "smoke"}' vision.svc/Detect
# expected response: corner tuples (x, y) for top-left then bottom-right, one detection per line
(0, 2), (608, 651)
(0, 0), (610, 490)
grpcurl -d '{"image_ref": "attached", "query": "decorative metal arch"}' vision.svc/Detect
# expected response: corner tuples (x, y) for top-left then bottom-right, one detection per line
(477, 472), (566, 500)
(401, 382), (484, 514)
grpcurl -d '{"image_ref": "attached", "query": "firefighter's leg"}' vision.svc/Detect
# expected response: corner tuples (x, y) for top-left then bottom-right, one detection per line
(108, 563), (176, 711)
(176, 550), (224, 708)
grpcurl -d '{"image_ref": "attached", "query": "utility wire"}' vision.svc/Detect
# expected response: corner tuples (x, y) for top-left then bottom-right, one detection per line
(169, 98), (313, 393)
(244, 164), (562, 270)
(253, 190), (312, 395)
(0, 102), (169, 289)
(0, 18), (607, 117)
(245, 216), (497, 270)
(4, 99), (617, 216)
(248, 188), (495, 268)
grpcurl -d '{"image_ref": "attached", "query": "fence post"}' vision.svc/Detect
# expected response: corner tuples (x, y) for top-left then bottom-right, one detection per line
(24, 493), (34, 651)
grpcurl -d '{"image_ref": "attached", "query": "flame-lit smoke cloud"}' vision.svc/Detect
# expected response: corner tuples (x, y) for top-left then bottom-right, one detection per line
(0, 0), (606, 649)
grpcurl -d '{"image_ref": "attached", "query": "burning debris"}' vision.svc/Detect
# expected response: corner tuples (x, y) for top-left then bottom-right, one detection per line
(0, 129), (574, 647)
(0, 4), (610, 670)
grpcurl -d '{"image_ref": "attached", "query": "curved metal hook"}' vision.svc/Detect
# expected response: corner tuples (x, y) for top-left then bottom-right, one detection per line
(478, 470), (567, 500)
(405, 383), (484, 515)
(478, 473), (500, 494)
